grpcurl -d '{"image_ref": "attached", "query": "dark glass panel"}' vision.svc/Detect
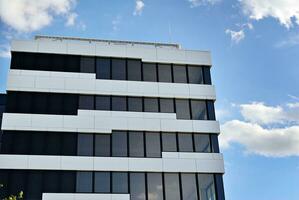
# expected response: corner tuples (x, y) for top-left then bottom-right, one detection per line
(188, 66), (204, 84)
(129, 131), (144, 157)
(210, 135), (220, 153)
(5, 92), (18, 113)
(112, 58), (126, 80)
(173, 64), (187, 83)
(22, 52), (36, 70)
(63, 94), (78, 115)
(79, 95), (94, 110)
(194, 134), (211, 153)
(175, 99), (191, 120)
(96, 58), (111, 79)
(164, 173), (180, 200)
(80, 56), (95, 73)
(128, 59), (142, 81)
(30, 132), (45, 155)
(207, 100), (216, 120)
(143, 63), (157, 82)
(128, 97), (143, 112)
(9, 170), (26, 197)
(145, 132), (161, 158)
(147, 173), (163, 200)
(45, 132), (61, 155)
(35, 53), (51, 71)
(76, 172), (93, 193)
(18, 92), (32, 113)
(43, 171), (60, 193)
(0, 131), (14, 154)
(214, 174), (225, 200)
(95, 172), (111, 193)
(10, 52), (21, 69)
(191, 100), (207, 120)
(95, 134), (111, 156)
(61, 171), (76, 193)
(96, 95), (111, 110)
(178, 133), (194, 152)
(112, 131), (127, 157)
(130, 173), (146, 200)
(48, 93), (63, 114)
(203, 67), (212, 84)
(181, 173), (198, 200)
(160, 98), (174, 113)
(198, 174), (216, 200)
(52, 54), (65, 71)
(0, 170), (9, 199)
(162, 133), (177, 152)
(144, 98), (159, 112)
(61, 132), (77, 156)
(32, 93), (48, 114)
(65, 55), (80, 72)
(112, 172), (128, 193)
(27, 171), (43, 200)
(77, 134), (93, 156)
(13, 131), (30, 154)
(158, 64), (172, 82)
(112, 96), (127, 111)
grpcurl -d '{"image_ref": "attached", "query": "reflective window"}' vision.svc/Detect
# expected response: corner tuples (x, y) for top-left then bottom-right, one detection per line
(145, 132), (161, 157)
(112, 96), (127, 111)
(198, 174), (216, 200)
(143, 63), (157, 82)
(211, 135), (220, 153)
(30, 132), (45, 155)
(96, 58), (110, 79)
(128, 59), (142, 81)
(63, 94), (78, 115)
(181, 173), (198, 200)
(164, 173), (180, 200)
(36, 53), (51, 71)
(52, 54), (65, 71)
(77, 134), (93, 156)
(129, 131), (144, 157)
(160, 98), (174, 113)
(61, 171), (76, 193)
(130, 173), (146, 200)
(112, 172), (128, 193)
(128, 97), (143, 112)
(158, 64), (172, 82)
(112, 131), (127, 157)
(191, 100), (207, 120)
(203, 67), (212, 84)
(162, 133), (177, 152)
(48, 93), (63, 114)
(32, 93), (48, 114)
(147, 173), (163, 200)
(45, 132), (61, 155)
(112, 58), (126, 80)
(27, 171), (43, 199)
(175, 99), (191, 119)
(95, 135), (111, 156)
(178, 133), (194, 152)
(207, 100), (216, 120)
(66, 55), (80, 72)
(188, 66), (204, 84)
(80, 56), (95, 73)
(79, 95), (94, 110)
(194, 134), (211, 153)
(76, 172), (93, 193)
(96, 95), (110, 110)
(95, 172), (111, 193)
(173, 65), (187, 83)
(144, 98), (159, 112)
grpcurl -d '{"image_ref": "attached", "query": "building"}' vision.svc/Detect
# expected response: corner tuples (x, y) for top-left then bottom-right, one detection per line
(0, 36), (225, 200)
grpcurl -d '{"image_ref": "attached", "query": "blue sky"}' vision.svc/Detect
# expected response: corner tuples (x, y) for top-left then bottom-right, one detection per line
(0, 0), (299, 199)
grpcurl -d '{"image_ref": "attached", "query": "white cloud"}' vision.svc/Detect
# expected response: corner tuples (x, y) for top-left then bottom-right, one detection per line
(0, 44), (10, 58)
(65, 12), (78, 26)
(240, 0), (299, 29)
(225, 29), (245, 43)
(0, 0), (77, 32)
(133, 0), (145, 16)
(112, 15), (121, 31)
(275, 34), (299, 47)
(220, 120), (299, 157)
(188, 0), (221, 8)
(219, 101), (299, 157)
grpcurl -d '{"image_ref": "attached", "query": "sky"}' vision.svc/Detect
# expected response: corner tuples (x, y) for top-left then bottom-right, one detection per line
(0, 0), (299, 199)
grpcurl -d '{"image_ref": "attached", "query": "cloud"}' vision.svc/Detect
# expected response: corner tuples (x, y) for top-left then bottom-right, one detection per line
(275, 34), (299, 47)
(0, 44), (10, 58)
(225, 29), (245, 43)
(65, 12), (78, 26)
(133, 0), (145, 16)
(0, 0), (77, 32)
(240, 0), (299, 29)
(219, 101), (299, 157)
(188, 0), (221, 8)
(112, 15), (122, 31)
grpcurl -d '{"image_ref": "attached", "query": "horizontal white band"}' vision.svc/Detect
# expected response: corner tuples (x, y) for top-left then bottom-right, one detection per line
(0, 153), (225, 173)
(11, 39), (212, 66)
(7, 70), (216, 100)
(43, 193), (129, 200)
(1, 110), (220, 133)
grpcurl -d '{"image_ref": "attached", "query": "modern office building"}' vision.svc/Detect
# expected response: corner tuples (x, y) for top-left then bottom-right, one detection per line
(0, 36), (225, 200)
